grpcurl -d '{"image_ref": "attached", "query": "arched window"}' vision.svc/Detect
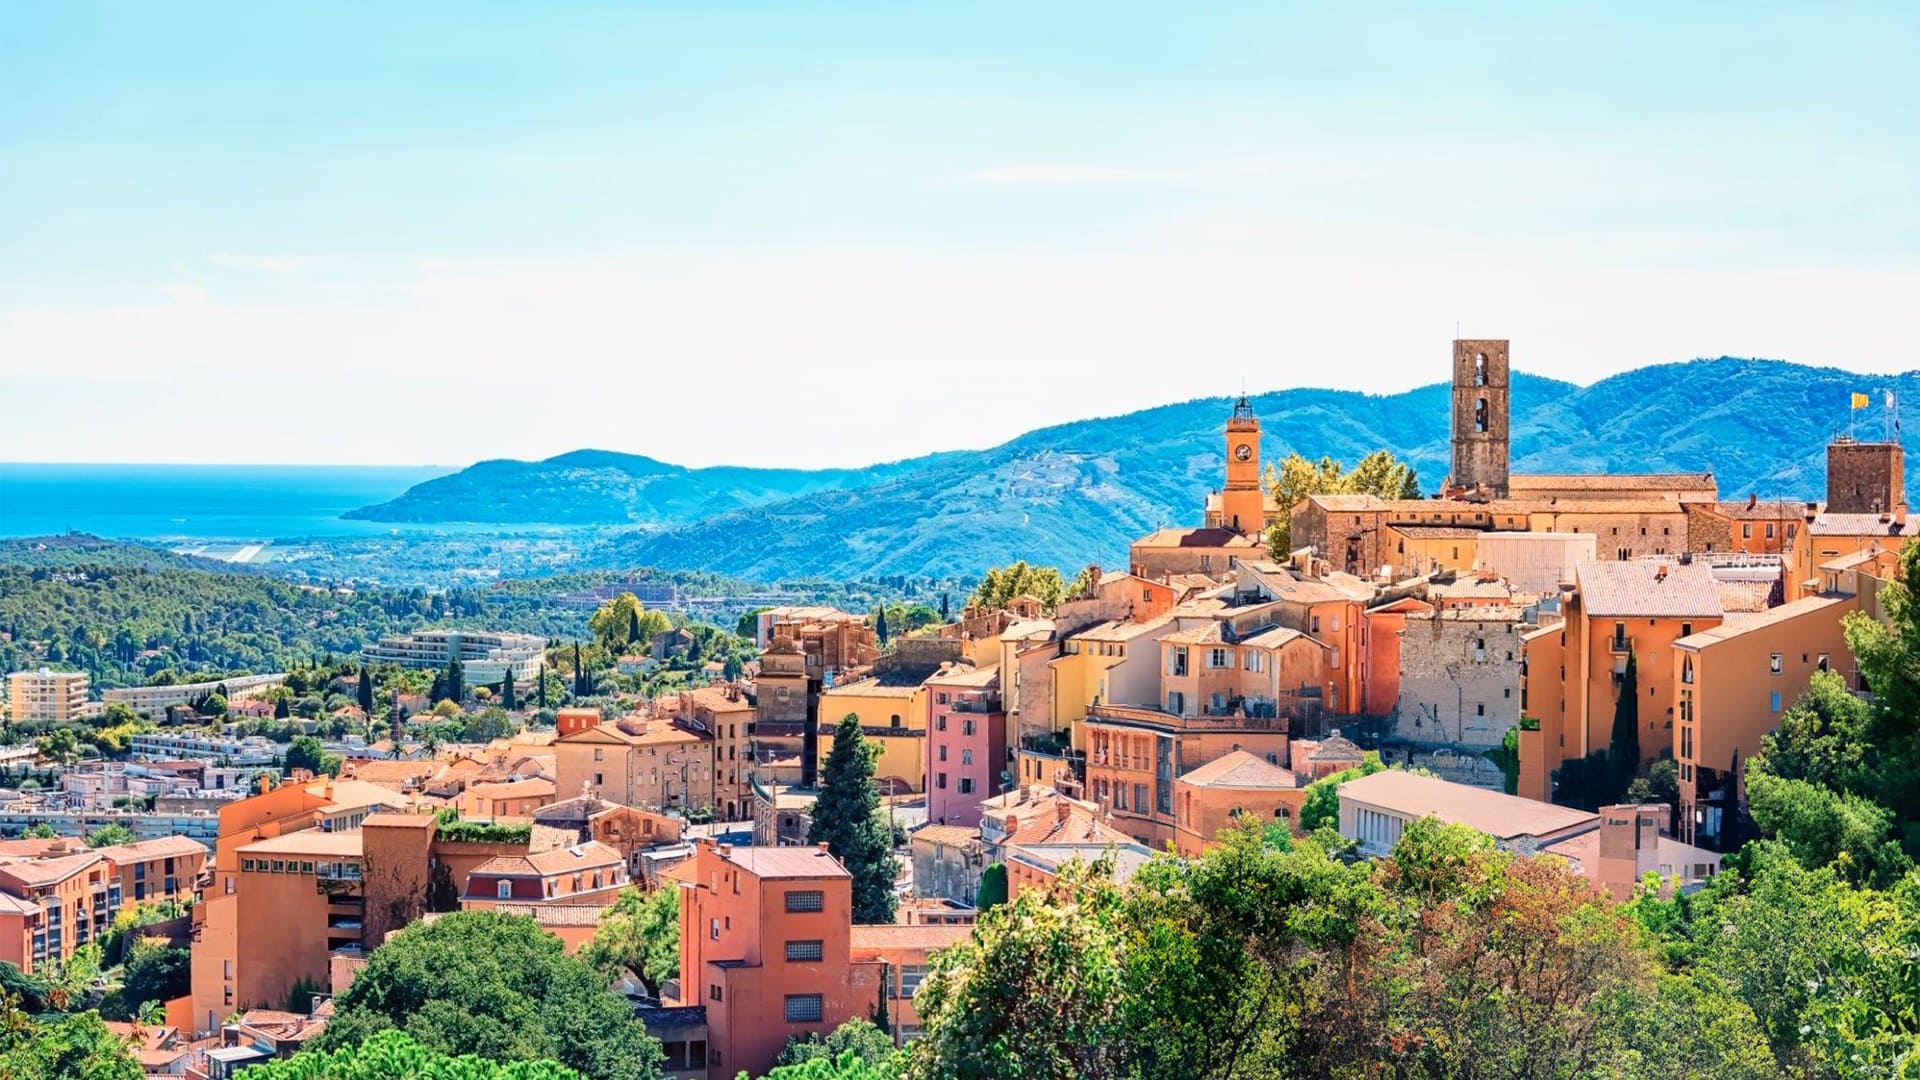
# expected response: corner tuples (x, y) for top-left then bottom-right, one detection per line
(1474, 352), (1488, 386)
(1475, 398), (1489, 433)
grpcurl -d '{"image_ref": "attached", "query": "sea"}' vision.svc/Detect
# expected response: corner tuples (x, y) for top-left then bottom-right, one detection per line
(0, 463), (458, 542)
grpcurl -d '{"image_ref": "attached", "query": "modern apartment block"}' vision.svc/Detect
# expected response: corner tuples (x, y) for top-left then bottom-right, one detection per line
(103, 673), (287, 713)
(7, 667), (91, 723)
(360, 629), (547, 685)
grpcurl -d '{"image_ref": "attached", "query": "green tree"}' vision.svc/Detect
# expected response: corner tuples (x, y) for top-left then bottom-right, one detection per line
(243, 1029), (583, 1080)
(84, 823), (136, 848)
(284, 735), (341, 777)
(1264, 449), (1421, 556)
(1608, 649), (1641, 799)
(1600, 972), (1783, 1080)
(1297, 751), (1384, 831)
(1745, 771), (1911, 886)
(23, 823), (57, 840)
(316, 911), (663, 1080)
(807, 716), (899, 925)
(119, 939), (191, 1014)
(357, 663), (376, 714)
(580, 886), (679, 999)
(0, 1003), (140, 1080)
(501, 666), (517, 711)
(907, 861), (1129, 1080)
(974, 862), (1007, 911)
(756, 1050), (900, 1080)
(773, 1017), (897, 1070)
(967, 562), (1067, 613)
(873, 606), (889, 646)
(446, 657), (466, 705)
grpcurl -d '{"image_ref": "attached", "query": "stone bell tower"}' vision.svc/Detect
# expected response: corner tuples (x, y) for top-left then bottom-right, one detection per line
(1222, 394), (1265, 536)
(1450, 339), (1510, 498)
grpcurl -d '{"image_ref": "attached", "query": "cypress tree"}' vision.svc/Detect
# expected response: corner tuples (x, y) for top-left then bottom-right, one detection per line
(573, 642), (586, 697)
(628, 607), (643, 650)
(446, 658), (465, 705)
(875, 606), (890, 646)
(938, 592), (950, 621)
(807, 715), (900, 924)
(538, 663), (548, 709)
(356, 664), (375, 714)
(976, 862), (1008, 911)
(1608, 650), (1640, 802)
(501, 667), (517, 711)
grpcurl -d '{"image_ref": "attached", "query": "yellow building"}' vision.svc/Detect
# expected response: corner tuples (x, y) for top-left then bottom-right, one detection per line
(1047, 616), (1176, 752)
(817, 673), (930, 794)
(7, 668), (90, 724)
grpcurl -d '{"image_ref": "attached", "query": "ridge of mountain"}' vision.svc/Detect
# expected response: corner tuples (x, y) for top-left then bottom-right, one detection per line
(350, 358), (1920, 579)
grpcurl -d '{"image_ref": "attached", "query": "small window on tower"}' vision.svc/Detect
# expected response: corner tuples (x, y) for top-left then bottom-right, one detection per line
(1474, 398), (1489, 433)
(1474, 353), (1488, 386)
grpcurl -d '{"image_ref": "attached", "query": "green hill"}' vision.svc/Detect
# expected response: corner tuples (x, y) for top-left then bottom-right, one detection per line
(350, 358), (1920, 579)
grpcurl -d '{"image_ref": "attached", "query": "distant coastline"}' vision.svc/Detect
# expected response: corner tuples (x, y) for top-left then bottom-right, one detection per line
(0, 463), (456, 541)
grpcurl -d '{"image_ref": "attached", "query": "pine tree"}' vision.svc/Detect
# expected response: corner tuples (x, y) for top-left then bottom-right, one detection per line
(356, 664), (375, 714)
(1608, 650), (1640, 802)
(808, 715), (900, 924)
(501, 667), (517, 711)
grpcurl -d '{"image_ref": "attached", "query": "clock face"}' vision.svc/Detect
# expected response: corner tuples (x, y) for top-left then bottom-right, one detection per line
(1234, 443), (1253, 461)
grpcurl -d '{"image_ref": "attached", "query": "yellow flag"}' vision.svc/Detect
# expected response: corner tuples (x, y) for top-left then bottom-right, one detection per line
(1852, 392), (1871, 410)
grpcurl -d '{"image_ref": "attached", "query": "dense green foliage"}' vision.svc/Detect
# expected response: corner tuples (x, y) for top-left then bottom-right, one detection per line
(902, 820), (1818, 1080)
(1265, 449), (1422, 555)
(316, 910), (662, 1080)
(579, 886), (679, 999)
(808, 716), (900, 925)
(1296, 750), (1384, 831)
(772, 1017), (898, 1071)
(239, 1029), (584, 1079)
(431, 808), (533, 845)
(0, 1004), (140, 1080)
(974, 862), (1007, 910)
(967, 561), (1067, 612)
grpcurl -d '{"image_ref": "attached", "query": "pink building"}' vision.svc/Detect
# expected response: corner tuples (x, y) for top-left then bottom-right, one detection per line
(925, 665), (1006, 827)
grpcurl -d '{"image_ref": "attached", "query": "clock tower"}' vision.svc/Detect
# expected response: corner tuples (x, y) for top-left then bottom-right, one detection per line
(1222, 394), (1265, 536)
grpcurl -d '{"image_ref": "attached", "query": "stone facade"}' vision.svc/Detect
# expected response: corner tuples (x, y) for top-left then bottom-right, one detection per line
(1826, 440), (1904, 514)
(1389, 608), (1528, 749)
(1451, 339), (1511, 497)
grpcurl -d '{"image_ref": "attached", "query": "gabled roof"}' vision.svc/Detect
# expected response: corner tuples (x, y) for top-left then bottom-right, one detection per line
(1575, 561), (1722, 619)
(1132, 527), (1260, 549)
(717, 845), (850, 880)
(0, 851), (103, 888)
(1178, 749), (1300, 790)
(1339, 770), (1595, 842)
(1675, 595), (1851, 650)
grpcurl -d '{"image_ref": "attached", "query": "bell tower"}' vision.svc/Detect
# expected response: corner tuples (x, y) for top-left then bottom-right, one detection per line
(1222, 394), (1265, 536)
(1450, 339), (1510, 498)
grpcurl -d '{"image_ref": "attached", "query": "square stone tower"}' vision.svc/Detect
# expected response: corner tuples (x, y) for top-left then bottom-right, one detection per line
(1826, 438), (1905, 514)
(1451, 339), (1510, 498)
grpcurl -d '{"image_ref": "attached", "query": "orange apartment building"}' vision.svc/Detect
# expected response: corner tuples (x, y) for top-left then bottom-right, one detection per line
(460, 839), (629, 909)
(1672, 593), (1859, 846)
(456, 777), (557, 819)
(666, 684), (757, 820)
(95, 835), (207, 906)
(1084, 704), (1291, 847)
(668, 841), (966, 1078)
(0, 848), (120, 974)
(1518, 560), (1724, 803)
(556, 713), (716, 814)
(229, 829), (366, 1017)
(1172, 749), (1306, 855)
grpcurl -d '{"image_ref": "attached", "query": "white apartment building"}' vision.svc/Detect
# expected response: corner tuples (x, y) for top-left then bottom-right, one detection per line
(7, 668), (92, 723)
(102, 673), (287, 713)
(360, 630), (546, 685)
(129, 732), (282, 766)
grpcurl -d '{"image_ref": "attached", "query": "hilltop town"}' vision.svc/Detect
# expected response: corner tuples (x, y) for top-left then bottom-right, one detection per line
(5, 339), (1918, 1079)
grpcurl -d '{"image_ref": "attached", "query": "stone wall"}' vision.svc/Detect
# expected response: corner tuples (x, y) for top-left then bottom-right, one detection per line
(1376, 744), (1511, 791)
(1389, 609), (1527, 749)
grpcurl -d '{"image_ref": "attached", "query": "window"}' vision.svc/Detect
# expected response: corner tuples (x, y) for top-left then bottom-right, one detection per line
(594, 773), (604, 786)
(936, 693), (949, 705)
(1476, 703), (1485, 716)
(785, 994), (825, 1023)
(1741, 523), (1752, 539)
(710, 918), (720, 939)
(961, 749), (972, 765)
(1769, 653), (1783, 675)
(1474, 397), (1488, 433)
(1680, 622), (1692, 638)
(937, 745), (947, 762)
(1208, 648), (1229, 669)
(1166, 691), (1185, 715)
(1766, 523), (1776, 539)
(1133, 783), (1149, 811)
(963, 719), (975, 736)
(496, 880), (511, 899)
(1817, 653), (1831, 672)
(1770, 691), (1783, 713)
(936, 772), (947, 789)
(593, 748), (604, 762)
(785, 940), (825, 962)
(710, 984), (723, 1002)
(786, 890), (825, 912)
(897, 964), (929, 998)
(959, 778), (974, 794)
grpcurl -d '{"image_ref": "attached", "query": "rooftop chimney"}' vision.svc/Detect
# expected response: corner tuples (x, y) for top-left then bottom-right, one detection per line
(1655, 564), (1668, 582)
(1747, 493), (1758, 510)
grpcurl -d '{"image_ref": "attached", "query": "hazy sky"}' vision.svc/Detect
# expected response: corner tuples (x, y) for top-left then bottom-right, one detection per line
(2, 2), (1915, 467)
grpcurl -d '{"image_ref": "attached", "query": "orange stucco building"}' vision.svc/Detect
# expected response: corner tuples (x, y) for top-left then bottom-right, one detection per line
(1518, 560), (1724, 803)
(1172, 749), (1306, 855)
(1084, 703), (1291, 847)
(0, 848), (119, 975)
(1672, 593), (1858, 846)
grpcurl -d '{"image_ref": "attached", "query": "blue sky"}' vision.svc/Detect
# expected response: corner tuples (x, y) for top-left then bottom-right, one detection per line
(1, 2), (1914, 466)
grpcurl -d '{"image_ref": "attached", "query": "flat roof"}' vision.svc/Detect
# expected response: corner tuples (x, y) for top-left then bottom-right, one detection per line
(1675, 594), (1851, 650)
(237, 829), (364, 858)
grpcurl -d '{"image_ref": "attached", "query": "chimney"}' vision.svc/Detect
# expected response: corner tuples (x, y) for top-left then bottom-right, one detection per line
(1747, 493), (1758, 510)
(1056, 800), (1071, 824)
(816, 842), (830, 854)
(716, 841), (732, 857)
(1654, 564), (1668, 582)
